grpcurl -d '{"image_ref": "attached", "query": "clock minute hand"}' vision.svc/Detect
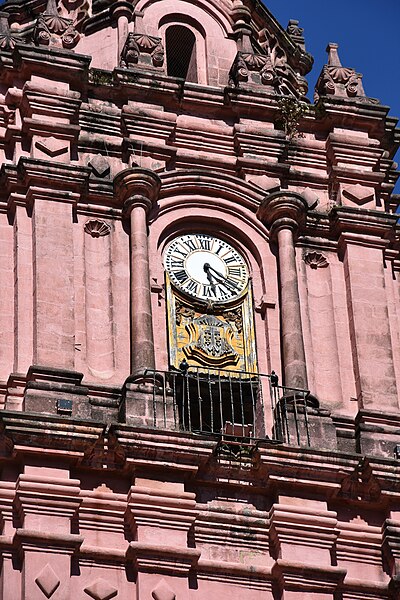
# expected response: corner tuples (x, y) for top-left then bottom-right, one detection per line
(206, 265), (239, 292)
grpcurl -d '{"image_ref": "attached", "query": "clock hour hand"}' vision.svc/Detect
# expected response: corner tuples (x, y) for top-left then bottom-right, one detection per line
(203, 263), (217, 294)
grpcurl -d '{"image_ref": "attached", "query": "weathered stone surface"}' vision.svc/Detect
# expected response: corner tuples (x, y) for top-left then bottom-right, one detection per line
(0, 1), (398, 599)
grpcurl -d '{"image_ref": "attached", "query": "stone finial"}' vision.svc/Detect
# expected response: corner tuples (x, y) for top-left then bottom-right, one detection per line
(286, 19), (305, 50)
(326, 42), (341, 67)
(113, 167), (161, 216)
(314, 43), (365, 102)
(257, 190), (309, 240)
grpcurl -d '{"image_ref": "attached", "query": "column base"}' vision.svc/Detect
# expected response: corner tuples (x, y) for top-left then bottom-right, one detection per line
(121, 376), (177, 430)
(24, 365), (90, 419)
(274, 394), (337, 450)
(356, 409), (400, 458)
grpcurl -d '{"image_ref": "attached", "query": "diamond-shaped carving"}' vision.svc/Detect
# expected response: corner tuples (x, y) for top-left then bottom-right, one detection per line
(88, 154), (111, 178)
(84, 578), (118, 600)
(301, 186), (319, 209)
(35, 564), (60, 598)
(152, 579), (176, 600)
(35, 136), (69, 158)
(342, 184), (374, 205)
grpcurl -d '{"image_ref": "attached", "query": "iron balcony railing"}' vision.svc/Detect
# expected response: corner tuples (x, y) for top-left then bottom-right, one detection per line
(144, 368), (318, 447)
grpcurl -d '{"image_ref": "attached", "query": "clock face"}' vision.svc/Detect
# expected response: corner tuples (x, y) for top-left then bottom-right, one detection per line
(164, 233), (248, 303)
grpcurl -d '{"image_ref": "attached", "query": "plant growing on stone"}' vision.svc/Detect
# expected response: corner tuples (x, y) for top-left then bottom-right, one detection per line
(276, 97), (308, 140)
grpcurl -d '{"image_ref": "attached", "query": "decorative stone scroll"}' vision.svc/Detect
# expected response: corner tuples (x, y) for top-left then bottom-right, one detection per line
(120, 32), (164, 69)
(229, 51), (276, 87)
(34, 0), (80, 49)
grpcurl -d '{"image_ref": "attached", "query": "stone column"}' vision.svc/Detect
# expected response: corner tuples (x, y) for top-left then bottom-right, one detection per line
(110, 1), (134, 61)
(257, 192), (309, 390)
(114, 168), (161, 380)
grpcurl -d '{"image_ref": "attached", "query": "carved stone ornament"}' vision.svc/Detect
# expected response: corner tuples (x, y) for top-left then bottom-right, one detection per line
(304, 251), (329, 270)
(342, 184), (374, 206)
(58, 0), (90, 32)
(120, 32), (164, 69)
(225, 307), (243, 334)
(84, 219), (111, 238)
(184, 314), (239, 367)
(176, 301), (195, 326)
(286, 19), (304, 38)
(152, 579), (176, 600)
(35, 564), (60, 598)
(84, 578), (118, 600)
(315, 43), (365, 102)
(229, 51), (277, 87)
(88, 153), (111, 178)
(339, 458), (381, 502)
(34, 0), (80, 49)
(0, 12), (19, 50)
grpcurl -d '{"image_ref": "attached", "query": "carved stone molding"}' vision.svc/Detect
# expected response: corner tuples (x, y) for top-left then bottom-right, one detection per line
(304, 251), (329, 270)
(120, 32), (164, 69)
(84, 219), (111, 238)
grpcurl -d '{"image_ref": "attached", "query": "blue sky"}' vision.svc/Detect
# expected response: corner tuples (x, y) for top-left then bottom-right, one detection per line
(265, 0), (400, 191)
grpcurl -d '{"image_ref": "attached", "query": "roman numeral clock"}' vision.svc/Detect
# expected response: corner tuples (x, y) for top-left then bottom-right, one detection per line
(164, 233), (257, 373)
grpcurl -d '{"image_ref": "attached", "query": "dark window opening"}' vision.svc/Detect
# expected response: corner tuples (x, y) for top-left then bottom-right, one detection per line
(166, 25), (198, 83)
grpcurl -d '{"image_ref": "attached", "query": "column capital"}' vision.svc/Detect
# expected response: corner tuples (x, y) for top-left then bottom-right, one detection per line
(114, 167), (161, 217)
(257, 191), (309, 240)
(110, 1), (135, 22)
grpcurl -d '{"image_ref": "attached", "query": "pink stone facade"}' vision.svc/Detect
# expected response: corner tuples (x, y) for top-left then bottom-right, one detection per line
(0, 0), (399, 598)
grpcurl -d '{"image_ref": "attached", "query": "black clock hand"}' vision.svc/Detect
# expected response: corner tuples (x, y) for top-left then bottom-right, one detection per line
(206, 265), (239, 292)
(203, 263), (217, 295)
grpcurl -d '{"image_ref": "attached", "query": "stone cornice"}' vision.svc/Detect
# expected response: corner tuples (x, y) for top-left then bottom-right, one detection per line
(17, 157), (89, 207)
(330, 206), (397, 243)
(5, 43), (92, 81)
(2, 411), (400, 497)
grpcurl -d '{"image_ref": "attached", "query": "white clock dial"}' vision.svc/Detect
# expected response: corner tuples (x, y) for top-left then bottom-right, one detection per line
(164, 234), (248, 303)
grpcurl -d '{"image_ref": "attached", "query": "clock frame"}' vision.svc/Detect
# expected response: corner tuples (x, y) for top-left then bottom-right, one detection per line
(164, 234), (257, 374)
(163, 233), (249, 305)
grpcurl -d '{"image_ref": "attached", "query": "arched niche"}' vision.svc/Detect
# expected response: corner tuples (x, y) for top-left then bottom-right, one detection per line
(136, 0), (237, 86)
(147, 172), (281, 379)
